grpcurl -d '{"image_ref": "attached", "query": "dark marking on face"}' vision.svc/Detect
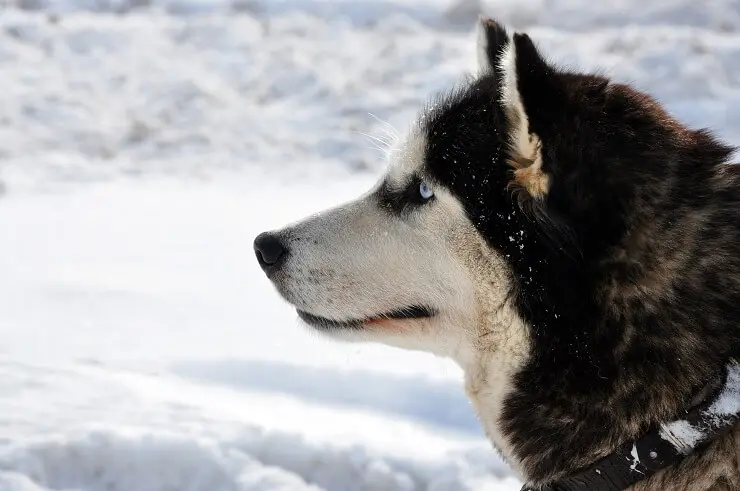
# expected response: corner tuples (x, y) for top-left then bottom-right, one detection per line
(375, 175), (436, 216)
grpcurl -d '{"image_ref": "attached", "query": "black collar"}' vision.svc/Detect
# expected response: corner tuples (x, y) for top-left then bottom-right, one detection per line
(521, 363), (740, 491)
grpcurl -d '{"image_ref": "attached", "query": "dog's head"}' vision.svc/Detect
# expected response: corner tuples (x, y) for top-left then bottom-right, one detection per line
(254, 19), (600, 364)
(252, 129), (505, 363)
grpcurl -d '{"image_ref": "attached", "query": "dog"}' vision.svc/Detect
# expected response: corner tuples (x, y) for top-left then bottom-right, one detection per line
(254, 18), (740, 490)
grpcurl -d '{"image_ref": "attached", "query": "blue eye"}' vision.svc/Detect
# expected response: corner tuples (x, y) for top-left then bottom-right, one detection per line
(419, 181), (434, 200)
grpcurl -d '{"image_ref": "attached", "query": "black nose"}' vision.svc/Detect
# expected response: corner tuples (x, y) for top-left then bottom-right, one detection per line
(254, 232), (287, 270)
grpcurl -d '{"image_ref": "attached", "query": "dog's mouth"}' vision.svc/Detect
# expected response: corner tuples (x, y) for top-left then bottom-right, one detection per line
(296, 305), (436, 331)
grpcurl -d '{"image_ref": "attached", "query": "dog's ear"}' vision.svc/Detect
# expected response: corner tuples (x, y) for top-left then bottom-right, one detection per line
(476, 17), (509, 75)
(500, 32), (565, 203)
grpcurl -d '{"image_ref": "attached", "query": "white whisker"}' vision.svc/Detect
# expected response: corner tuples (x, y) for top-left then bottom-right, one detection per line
(368, 113), (400, 139)
(357, 131), (392, 149)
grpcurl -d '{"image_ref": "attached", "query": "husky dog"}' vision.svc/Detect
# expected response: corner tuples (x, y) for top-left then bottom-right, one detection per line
(254, 19), (740, 490)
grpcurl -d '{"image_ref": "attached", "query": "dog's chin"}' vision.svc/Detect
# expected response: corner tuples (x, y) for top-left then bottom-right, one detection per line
(296, 305), (436, 333)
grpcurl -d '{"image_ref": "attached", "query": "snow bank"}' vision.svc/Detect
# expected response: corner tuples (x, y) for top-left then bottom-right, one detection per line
(0, 394), (516, 491)
(0, 473), (50, 491)
(0, 0), (739, 193)
(7, 0), (740, 33)
(0, 429), (324, 491)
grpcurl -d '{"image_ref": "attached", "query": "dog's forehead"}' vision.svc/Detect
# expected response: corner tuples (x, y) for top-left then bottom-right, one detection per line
(385, 133), (428, 186)
(384, 79), (503, 192)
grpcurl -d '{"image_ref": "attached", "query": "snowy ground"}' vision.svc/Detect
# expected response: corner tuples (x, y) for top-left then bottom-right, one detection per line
(0, 1), (739, 490)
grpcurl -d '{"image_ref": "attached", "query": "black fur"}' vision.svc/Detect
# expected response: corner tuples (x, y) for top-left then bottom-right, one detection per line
(422, 21), (740, 486)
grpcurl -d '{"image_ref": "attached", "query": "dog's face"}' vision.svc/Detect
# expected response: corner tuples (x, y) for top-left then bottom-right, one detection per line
(254, 132), (519, 362)
(254, 23), (533, 366)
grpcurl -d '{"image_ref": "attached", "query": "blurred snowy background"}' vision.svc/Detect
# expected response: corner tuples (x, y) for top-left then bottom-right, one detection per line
(0, 0), (738, 490)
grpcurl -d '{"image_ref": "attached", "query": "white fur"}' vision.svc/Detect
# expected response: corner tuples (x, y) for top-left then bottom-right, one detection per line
(500, 42), (530, 156)
(497, 37), (543, 172)
(498, 41), (520, 114)
(386, 134), (427, 187)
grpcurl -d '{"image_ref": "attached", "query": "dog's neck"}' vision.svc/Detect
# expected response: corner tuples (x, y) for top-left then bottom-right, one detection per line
(458, 309), (740, 491)
(456, 302), (532, 478)
(522, 365), (740, 491)
(452, 295), (740, 488)
(463, 354), (525, 476)
(462, 344), (739, 490)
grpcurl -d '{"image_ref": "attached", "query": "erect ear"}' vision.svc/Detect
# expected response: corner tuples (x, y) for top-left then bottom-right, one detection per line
(476, 17), (510, 75)
(500, 32), (564, 203)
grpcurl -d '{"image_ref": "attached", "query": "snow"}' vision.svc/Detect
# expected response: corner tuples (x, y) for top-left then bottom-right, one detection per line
(0, 0), (738, 490)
